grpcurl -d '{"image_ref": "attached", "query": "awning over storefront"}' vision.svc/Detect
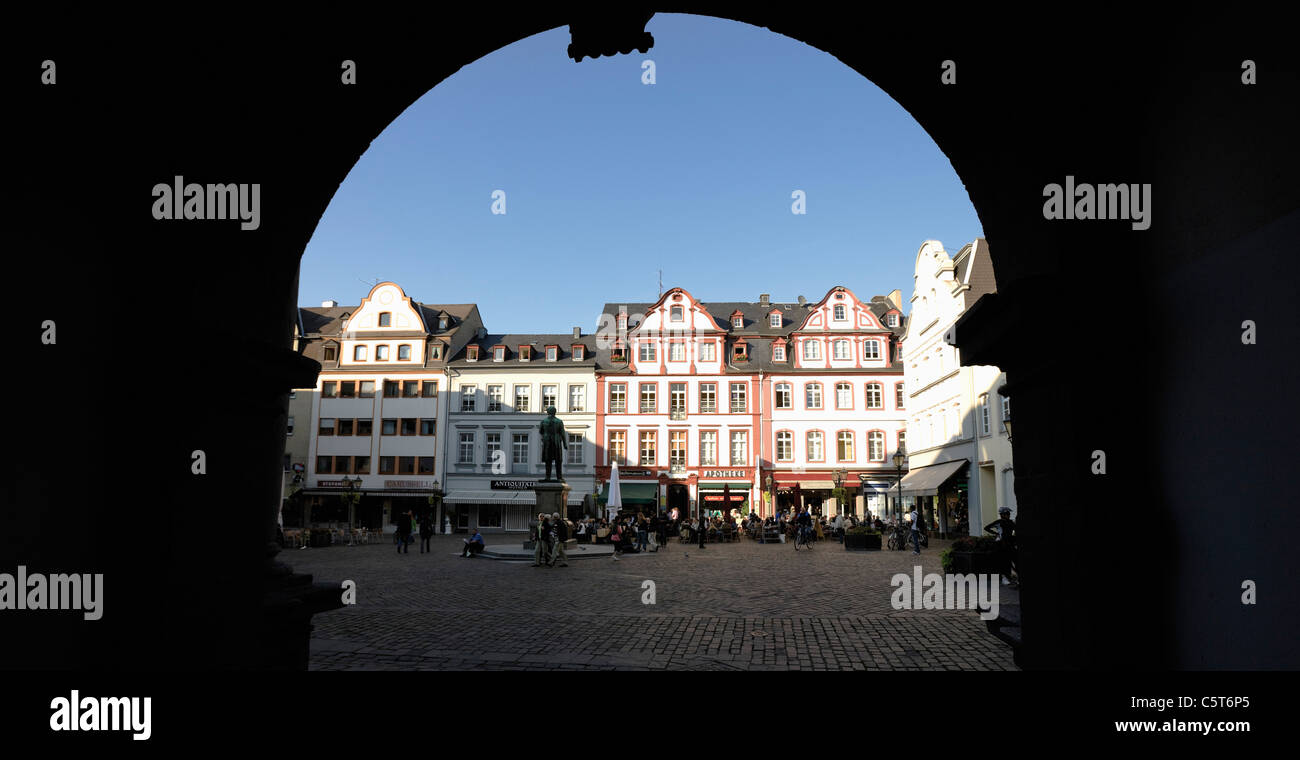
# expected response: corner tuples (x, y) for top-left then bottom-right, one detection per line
(697, 481), (752, 491)
(445, 491), (523, 505)
(598, 482), (658, 506)
(798, 481), (834, 490)
(898, 460), (967, 497)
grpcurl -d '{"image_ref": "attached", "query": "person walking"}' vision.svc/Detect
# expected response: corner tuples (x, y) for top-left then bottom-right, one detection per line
(909, 505), (923, 555)
(636, 514), (650, 554)
(418, 511), (434, 553)
(549, 512), (569, 567)
(396, 510), (412, 554)
(984, 506), (1018, 585)
(697, 512), (707, 550)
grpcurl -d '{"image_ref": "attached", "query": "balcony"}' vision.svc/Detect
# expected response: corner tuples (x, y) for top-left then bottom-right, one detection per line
(670, 409), (687, 420)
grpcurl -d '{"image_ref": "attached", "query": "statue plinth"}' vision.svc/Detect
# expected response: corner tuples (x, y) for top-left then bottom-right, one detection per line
(524, 481), (570, 548)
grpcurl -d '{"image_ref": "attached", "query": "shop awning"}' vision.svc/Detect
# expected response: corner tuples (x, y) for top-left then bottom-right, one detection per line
(798, 481), (834, 489)
(898, 460), (967, 497)
(444, 491), (524, 505)
(697, 481), (752, 491)
(599, 483), (659, 505)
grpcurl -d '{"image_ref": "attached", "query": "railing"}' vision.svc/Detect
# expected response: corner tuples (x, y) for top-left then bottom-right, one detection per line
(670, 409), (686, 420)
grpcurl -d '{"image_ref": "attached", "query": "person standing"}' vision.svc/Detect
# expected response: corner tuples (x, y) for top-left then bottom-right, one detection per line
(549, 512), (569, 567)
(909, 505), (923, 555)
(396, 510), (412, 554)
(697, 512), (707, 550)
(636, 514), (649, 553)
(532, 512), (551, 567)
(419, 511), (435, 554)
(984, 506), (1018, 585)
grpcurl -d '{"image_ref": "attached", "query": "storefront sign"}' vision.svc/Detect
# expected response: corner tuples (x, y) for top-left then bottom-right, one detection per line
(318, 480), (349, 488)
(618, 469), (654, 477)
(384, 479), (435, 489)
(704, 494), (747, 502)
(491, 479), (537, 490)
(701, 470), (746, 478)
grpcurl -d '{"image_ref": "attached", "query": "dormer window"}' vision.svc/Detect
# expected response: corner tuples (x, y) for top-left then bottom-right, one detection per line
(467, 345), (479, 362)
(430, 344), (443, 360)
(519, 346), (531, 362)
(438, 316), (448, 330)
(611, 340), (627, 363)
(322, 346), (337, 362)
(732, 316), (744, 329)
(378, 312), (392, 327)
(773, 344), (786, 362)
(769, 313), (781, 328)
(670, 305), (684, 322)
(494, 346), (506, 362)
(833, 304), (846, 321)
(887, 313), (899, 327)
(546, 346), (558, 361)
(572, 344), (585, 360)
(733, 341), (748, 361)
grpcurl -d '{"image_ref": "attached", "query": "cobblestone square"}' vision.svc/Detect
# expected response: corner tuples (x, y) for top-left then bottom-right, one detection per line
(288, 535), (1017, 670)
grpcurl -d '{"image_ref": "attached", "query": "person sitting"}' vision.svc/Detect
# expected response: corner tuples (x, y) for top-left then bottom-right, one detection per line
(462, 527), (485, 557)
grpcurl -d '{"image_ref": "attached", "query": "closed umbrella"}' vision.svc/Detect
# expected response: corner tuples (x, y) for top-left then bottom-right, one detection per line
(607, 460), (623, 522)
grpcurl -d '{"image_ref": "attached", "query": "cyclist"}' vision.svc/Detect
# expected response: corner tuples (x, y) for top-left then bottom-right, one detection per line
(796, 508), (814, 548)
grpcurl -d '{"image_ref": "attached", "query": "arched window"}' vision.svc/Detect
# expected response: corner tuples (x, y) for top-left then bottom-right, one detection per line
(837, 431), (855, 461)
(865, 383), (883, 409)
(833, 339), (850, 360)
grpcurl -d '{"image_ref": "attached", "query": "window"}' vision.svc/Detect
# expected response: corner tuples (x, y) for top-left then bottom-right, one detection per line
(572, 345), (585, 360)
(430, 344), (443, 360)
(378, 312), (391, 327)
(381, 418), (397, 435)
(806, 383), (822, 409)
(459, 433), (475, 463)
(322, 381), (337, 398)
(732, 316), (744, 328)
(356, 456), (373, 474)
(803, 340), (821, 360)
(422, 380), (438, 398)
(567, 433), (584, 465)
(863, 340), (880, 360)
(609, 383), (627, 413)
(775, 383), (792, 409)
(670, 342), (685, 361)
(568, 385), (585, 412)
(359, 380), (375, 398)
(485, 433), (501, 466)
(807, 431), (824, 461)
(420, 418), (436, 436)
(318, 418), (335, 436)
(833, 339), (850, 360)
(494, 346), (506, 362)
(542, 385), (558, 410)
(514, 385), (531, 412)
(868, 431), (885, 461)
(670, 430), (687, 466)
(896, 383), (905, 410)
(833, 304), (846, 321)
(398, 456), (416, 475)
(487, 385), (503, 412)
(769, 313), (781, 328)
(379, 456), (395, 474)
(356, 419), (372, 436)
(399, 418), (416, 436)
(322, 346), (337, 362)
(338, 419), (354, 436)
(640, 431), (657, 465)
(895, 343), (903, 362)
(699, 383), (717, 413)
(729, 382), (747, 413)
(398, 344), (411, 361)
(467, 345), (479, 361)
(316, 455), (332, 474)
(640, 383), (656, 414)
(732, 343), (748, 361)
(836, 382), (853, 409)
(334, 456), (350, 474)
(837, 431), (854, 461)
(418, 456), (435, 474)
(887, 313), (899, 327)
(375, 344), (389, 361)
(608, 430), (627, 465)
(730, 431), (747, 466)
(384, 380), (400, 398)
(402, 380), (419, 398)
(670, 305), (684, 321)
(1001, 393), (1011, 427)
(670, 383), (687, 416)
(865, 383), (883, 409)
(286, 416), (295, 436)
(338, 381), (356, 399)
(981, 394), (991, 435)
(898, 431), (906, 453)
(700, 343), (716, 362)
(773, 344), (786, 361)
(519, 346), (531, 362)
(776, 431), (793, 461)
(438, 316), (448, 330)
(513, 433), (532, 467)
(353, 345), (367, 361)
(700, 431), (717, 466)
(460, 386), (476, 412)
(639, 342), (656, 362)
(546, 346), (558, 362)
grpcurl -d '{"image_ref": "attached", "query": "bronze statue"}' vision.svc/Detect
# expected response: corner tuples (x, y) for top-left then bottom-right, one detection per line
(539, 405), (568, 482)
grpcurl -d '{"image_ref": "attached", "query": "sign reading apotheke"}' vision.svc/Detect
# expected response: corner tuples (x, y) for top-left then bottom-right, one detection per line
(701, 470), (747, 478)
(491, 480), (537, 490)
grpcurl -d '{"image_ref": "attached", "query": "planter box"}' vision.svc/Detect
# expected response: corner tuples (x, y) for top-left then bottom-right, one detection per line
(843, 533), (882, 551)
(949, 551), (1005, 575)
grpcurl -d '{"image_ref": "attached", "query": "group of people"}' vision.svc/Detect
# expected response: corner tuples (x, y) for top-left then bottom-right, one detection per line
(531, 512), (573, 567)
(393, 508), (438, 555)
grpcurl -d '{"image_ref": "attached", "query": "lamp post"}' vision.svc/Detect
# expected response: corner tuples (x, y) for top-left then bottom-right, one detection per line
(858, 472), (869, 520)
(765, 474), (773, 518)
(831, 468), (845, 518)
(893, 446), (907, 524)
(1002, 417), (1012, 443)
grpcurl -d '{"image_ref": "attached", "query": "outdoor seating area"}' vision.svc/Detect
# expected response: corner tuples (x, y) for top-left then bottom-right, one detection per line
(281, 526), (381, 548)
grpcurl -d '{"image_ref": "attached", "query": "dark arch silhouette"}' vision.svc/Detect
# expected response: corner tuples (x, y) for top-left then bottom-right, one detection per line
(11, 8), (1299, 672)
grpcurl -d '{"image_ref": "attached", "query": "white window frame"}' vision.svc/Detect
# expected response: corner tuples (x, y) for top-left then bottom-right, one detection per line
(639, 342), (656, 362)
(868, 431), (884, 461)
(863, 340), (880, 360)
(803, 340), (821, 361)
(775, 382), (792, 409)
(487, 385), (503, 412)
(458, 432), (475, 463)
(567, 433), (584, 465)
(833, 304), (846, 321)
(460, 385), (476, 412)
(807, 431), (823, 461)
(514, 385), (531, 413)
(699, 343), (716, 362)
(669, 342), (685, 362)
(806, 383), (822, 409)
(700, 431), (717, 466)
(730, 431), (747, 466)
(865, 383), (883, 409)
(773, 344), (786, 361)
(776, 431), (793, 462)
(542, 385), (558, 410)
(568, 384), (585, 412)
(833, 339), (850, 360)
(769, 313), (781, 328)
(485, 432), (502, 465)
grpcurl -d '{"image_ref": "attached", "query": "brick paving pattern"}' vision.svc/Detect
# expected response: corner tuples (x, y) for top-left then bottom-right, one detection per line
(289, 534), (1016, 671)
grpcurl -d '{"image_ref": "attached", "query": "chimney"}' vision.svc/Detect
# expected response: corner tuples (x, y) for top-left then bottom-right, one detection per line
(322, 299), (338, 308)
(759, 293), (770, 307)
(797, 295), (807, 307)
(887, 289), (903, 309)
(572, 326), (582, 340)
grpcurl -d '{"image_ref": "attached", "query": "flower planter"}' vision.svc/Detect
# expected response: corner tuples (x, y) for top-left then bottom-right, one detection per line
(949, 551), (1004, 575)
(843, 533), (882, 551)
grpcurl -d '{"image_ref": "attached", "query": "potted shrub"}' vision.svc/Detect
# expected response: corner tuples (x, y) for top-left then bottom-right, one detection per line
(843, 525), (881, 551)
(946, 535), (1005, 574)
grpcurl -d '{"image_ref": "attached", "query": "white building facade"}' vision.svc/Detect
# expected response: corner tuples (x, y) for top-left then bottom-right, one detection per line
(901, 239), (1015, 537)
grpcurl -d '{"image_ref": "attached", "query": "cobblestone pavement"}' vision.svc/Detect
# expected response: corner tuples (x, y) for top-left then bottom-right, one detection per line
(288, 534), (1016, 671)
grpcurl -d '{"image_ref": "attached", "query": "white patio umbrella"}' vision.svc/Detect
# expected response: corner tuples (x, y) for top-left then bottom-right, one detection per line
(606, 460), (623, 521)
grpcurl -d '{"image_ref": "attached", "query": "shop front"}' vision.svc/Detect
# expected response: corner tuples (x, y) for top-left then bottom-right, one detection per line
(697, 481), (751, 518)
(597, 481), (659, 518)
(446, 477), (588, 533)
(898, 460), (968, 538)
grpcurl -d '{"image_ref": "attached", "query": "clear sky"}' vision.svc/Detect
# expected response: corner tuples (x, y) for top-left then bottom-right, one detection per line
(300, 13), (983, 333)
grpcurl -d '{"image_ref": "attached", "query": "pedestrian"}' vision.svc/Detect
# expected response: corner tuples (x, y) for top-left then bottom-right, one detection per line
(419, 511), (434, 553)
(611, 522), (623, 561)
(394, 510), (413, 554)
(636, 514), (650, 553)
(532, 512), (552, 567)
(549, 512), (569, 567)
(909, 505), (923, 555)
(697, 512), (707, 549)
(984, 506), (1018, 585)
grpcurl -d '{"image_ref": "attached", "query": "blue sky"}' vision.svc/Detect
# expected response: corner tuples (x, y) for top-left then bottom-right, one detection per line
(300, 13), (983, 332)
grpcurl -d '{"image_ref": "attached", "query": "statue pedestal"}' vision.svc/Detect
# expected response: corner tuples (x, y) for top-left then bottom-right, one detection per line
(525, 481), (569, 547)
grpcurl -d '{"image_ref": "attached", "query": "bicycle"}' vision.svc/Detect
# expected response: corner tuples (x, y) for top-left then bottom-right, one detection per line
(794, 525), (814, 551)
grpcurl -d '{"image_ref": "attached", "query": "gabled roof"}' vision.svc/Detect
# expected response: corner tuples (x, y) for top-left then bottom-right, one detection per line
(447, 333), (597, 367)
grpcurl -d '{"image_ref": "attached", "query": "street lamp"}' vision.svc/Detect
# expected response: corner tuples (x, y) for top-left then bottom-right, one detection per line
(765, 474), (773, 518)
(858, 472), (869, 520)
(893, 446), (907, 524)
(1002, 417), (1013, 443)
(831, 468), (845, 518)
